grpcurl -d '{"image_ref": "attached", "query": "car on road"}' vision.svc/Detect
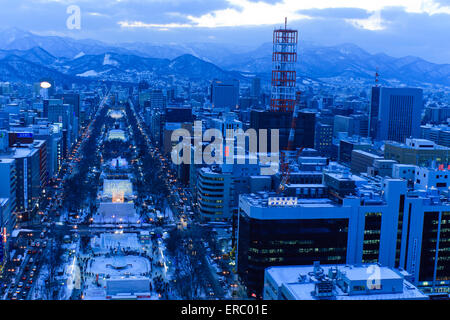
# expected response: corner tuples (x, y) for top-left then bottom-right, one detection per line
(17, 282), (23, 288)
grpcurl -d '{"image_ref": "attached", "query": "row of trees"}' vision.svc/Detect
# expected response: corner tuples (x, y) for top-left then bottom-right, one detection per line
(63, 106), (109, 212)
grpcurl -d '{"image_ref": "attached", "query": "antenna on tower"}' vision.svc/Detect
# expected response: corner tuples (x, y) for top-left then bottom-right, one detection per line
(375, 67), (380, 87)
(285, 17), (287, 29)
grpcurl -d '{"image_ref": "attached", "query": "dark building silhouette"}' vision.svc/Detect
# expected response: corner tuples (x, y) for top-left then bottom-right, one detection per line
(250, 110), (316, 152)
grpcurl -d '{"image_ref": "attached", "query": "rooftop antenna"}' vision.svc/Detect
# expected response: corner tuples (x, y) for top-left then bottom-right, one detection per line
(285, 17), (287, 29)
(375, 67), (380, 87)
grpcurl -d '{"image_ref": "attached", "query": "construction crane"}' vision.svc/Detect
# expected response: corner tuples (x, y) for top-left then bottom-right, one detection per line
(276, 90), (304, 194)
(271, 19), (303, 194)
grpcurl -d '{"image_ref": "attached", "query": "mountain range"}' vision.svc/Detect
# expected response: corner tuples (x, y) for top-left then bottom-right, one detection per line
(0, 28), (448, 87)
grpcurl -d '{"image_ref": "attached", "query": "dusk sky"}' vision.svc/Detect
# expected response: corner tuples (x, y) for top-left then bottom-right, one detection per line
(0, 0), (449, 63)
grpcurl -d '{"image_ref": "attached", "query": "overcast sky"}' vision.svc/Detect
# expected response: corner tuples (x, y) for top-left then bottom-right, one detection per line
(1, 0), (449, 63)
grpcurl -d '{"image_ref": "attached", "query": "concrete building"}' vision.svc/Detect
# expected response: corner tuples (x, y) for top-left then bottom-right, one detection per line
(351, 150), (383, 174)
(338, 136), (372, 164)
(263, 263), (427, 300)
(197, 158), (261, 221)
(384, 138), (450, 167)
(368, 159), (397, 178)
(421, 124), (450, 148)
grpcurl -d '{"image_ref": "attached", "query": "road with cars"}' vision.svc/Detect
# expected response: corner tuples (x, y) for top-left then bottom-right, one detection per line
(0, 91), (110, 300)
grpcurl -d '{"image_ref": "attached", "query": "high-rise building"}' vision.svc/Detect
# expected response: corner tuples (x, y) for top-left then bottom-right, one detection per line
(0, 158), (16, 229)
(369, 86), (381, 140)
(150, 89), (166, 111)
(370, 87), (423, 143)
(314, 123), (333, 157)
(55, 93), (80, 120)
(0, 146), (40, 221)
(251, 77), (261, 98)
(211, 79), (240, 111)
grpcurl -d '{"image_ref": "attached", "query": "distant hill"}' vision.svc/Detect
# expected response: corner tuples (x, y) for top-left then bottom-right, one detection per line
(0, 28), (448, 86)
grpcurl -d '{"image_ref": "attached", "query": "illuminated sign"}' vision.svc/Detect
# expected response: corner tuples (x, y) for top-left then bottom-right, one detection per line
(268, 197), (298, 206)
(17, 132), (33, 139)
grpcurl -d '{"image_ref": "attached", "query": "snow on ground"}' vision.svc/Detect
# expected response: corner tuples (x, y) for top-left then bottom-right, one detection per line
(77, 70), (100, 77)
(74, 51), (85, 59)
(87, 255), (151, 277)
(103, 54), (119, 66)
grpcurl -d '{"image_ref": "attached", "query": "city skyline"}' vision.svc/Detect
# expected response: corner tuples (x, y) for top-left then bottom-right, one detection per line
(1, 0), (450, 306)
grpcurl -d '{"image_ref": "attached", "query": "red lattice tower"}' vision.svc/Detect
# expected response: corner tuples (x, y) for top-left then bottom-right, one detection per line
(270, 18), (298, 112)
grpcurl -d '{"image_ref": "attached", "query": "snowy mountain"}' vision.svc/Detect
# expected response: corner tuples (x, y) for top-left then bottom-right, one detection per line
(0, 28), (448, 86)
(0, 54), (79, 83)
(218, 42), (450, 86)
(50, 52), (241, 82)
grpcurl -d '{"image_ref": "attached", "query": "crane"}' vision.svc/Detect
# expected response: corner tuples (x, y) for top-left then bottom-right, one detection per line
(276, 90), (304, 194)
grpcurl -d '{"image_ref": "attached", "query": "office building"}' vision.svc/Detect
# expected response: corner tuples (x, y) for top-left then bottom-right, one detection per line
(421, 124), (450, 148)
(0, 159), (16, 231)
(350, 150), (383, 174)
(371, 87), (423, 143)
(237, 178), (401, 296)
(251, 77), (261, 98)
(315, 123), (333, 157)
(211, 79), (239, 111)
(338, 137), (372, 164)
(385, 138), (450, 167)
